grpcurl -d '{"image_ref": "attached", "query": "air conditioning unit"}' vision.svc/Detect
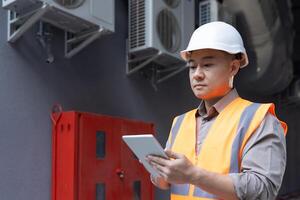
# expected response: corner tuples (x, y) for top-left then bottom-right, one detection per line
(44, 0), (114, 33)
(127, 0), (195, 86)
(2, 0), (114, 57)
(198, 0), (235, 26)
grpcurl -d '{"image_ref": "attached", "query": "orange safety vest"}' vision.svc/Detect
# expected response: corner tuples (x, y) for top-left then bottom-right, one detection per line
(168, 97), (287, 200)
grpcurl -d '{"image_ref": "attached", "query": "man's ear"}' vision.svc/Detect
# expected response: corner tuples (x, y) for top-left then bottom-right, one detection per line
(230, 60), (240, 76)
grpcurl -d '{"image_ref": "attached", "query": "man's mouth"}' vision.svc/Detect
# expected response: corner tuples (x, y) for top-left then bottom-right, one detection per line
(193, 84), (207, 88)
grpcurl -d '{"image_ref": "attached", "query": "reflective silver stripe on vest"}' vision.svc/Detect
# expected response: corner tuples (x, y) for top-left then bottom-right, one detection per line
(170, 114), (186, 148)
(194, 187), (217, 199)
(169, 114), (188, 196)
(229, 103), (261, 173)
(171, 184), (190, 196)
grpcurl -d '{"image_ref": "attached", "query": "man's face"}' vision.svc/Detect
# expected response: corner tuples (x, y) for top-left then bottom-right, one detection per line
(188, 49), (238, 100)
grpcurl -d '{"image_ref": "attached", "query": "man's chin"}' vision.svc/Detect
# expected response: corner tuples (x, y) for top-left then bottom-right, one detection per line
(193, 92), (208, 100)
(193, 90), (216, 100)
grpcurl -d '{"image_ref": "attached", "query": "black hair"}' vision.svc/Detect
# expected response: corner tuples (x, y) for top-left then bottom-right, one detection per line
(235, 53), (242, 60)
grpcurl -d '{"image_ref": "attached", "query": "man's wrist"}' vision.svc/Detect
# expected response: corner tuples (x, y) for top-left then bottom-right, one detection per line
(187, 165), (203, 185)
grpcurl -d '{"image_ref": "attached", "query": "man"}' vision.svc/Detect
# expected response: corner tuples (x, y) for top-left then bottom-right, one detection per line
(146, 21), (287, 200)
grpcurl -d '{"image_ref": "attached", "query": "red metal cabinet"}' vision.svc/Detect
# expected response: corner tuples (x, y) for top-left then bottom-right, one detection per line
(51, 111), (155, 200)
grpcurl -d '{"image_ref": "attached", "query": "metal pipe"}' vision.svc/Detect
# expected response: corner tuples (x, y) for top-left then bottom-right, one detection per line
(223, 0), (293, 95)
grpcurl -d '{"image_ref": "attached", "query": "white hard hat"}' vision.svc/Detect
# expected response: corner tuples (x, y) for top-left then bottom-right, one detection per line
(181, 21), (249, 68)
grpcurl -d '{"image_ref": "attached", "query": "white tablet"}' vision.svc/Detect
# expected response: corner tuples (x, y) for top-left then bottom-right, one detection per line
(122, 134), (168, 178)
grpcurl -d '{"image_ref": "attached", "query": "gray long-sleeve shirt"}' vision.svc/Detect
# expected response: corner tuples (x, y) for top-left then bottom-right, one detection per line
(167, 89), (286, 200)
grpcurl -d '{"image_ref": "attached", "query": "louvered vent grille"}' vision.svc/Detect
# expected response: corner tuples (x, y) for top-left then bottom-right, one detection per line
(199, 1), (211, 26)
(129, 0), (146, 49)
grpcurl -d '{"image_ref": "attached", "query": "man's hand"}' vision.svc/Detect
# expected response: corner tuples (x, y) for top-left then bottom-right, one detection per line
(150, 175), (170, 190)
(146, 150), (196, 184)
(147, 150), (238, 200)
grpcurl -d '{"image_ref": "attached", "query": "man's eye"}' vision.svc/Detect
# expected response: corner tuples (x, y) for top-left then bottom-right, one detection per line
(187, 65), (197, 70)
(204, 63), (213, 67)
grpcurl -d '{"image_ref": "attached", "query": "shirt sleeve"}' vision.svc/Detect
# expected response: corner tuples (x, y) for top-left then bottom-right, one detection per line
(229, 113), (287, 200)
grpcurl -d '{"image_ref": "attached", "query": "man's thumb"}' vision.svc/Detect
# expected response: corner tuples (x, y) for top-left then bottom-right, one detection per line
(165, 150), (181, 159)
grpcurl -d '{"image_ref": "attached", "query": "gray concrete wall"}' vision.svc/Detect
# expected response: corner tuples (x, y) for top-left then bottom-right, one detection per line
(0, 1), (299, 200)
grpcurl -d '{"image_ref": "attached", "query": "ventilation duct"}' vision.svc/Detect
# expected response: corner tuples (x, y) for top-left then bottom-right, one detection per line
(223, 0), (294, 95)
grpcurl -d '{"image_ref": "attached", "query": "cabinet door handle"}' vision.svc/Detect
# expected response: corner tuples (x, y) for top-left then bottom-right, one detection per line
(115, 168), (125, 179)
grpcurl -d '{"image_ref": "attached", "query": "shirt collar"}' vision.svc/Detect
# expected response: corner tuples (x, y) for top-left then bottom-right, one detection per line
(197, 89), (239, 119)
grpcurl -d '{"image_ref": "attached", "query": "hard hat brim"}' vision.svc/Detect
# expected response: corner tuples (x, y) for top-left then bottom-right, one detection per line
(180, 47), (249, 68)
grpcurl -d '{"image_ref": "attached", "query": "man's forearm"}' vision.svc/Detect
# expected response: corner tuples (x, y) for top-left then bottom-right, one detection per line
(188, 166), (239, 200)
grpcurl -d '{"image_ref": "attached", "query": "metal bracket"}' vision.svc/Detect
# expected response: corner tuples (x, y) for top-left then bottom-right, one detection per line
(126, 40), (187, 90)
(5, 1), (108, 58)
(155, 63), (188, 84)
(127, 52), (162, 75)
(7, 3), (49, 43)
(64, 28), (109, 58)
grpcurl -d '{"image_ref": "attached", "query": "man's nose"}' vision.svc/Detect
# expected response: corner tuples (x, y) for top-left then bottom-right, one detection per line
(193, 66), (205, 80)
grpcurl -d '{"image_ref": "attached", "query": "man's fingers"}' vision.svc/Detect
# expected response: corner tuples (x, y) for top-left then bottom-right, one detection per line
(165, 150), (182, 159)
(147, 155), (169, 166)
(152, 163), (168, 179)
